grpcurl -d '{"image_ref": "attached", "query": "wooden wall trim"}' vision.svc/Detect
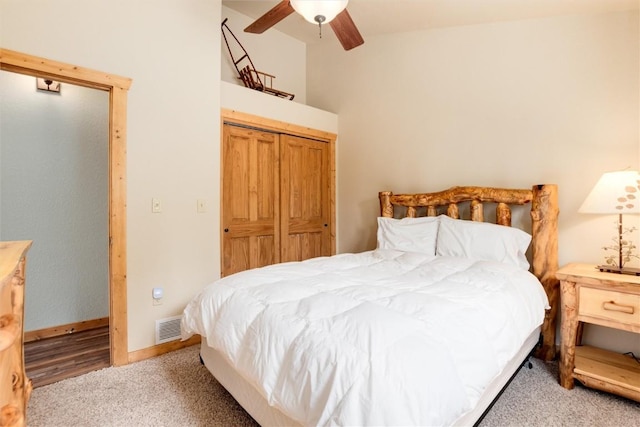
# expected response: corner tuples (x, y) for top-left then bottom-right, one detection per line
(24, 317), (109, 342)
(0, 48), (130, 367)
(109, 87), (129, 366)
(221, 109), (337, 142)
(0, 48), (131, 90)
(127, 336), (201, 364)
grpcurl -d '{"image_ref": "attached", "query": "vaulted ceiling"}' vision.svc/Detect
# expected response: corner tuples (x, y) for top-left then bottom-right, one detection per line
(223, 0), (639, 46)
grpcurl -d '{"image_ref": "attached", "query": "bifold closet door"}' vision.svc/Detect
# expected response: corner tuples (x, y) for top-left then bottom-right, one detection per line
(280, 134), (331, 262)
(222, 125), (280, 276)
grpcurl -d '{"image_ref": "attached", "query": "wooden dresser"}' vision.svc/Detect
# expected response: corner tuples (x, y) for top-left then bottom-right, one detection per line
(0, 241), (32, 427)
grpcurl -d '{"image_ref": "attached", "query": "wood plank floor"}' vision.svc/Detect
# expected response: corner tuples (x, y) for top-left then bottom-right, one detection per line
(24, 326), (110, 388)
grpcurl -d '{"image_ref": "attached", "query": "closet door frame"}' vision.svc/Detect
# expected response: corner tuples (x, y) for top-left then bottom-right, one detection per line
(220, 109), (336, 268)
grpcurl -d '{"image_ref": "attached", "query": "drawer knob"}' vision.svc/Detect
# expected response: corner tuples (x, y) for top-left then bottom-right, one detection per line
(602, 301), (635, 315)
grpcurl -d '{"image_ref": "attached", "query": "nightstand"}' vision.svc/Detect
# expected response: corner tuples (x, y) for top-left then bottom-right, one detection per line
(557, 263), (640, 402)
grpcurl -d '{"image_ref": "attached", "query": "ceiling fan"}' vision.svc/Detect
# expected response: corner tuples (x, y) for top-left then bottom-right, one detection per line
(244, 0), (364, 51)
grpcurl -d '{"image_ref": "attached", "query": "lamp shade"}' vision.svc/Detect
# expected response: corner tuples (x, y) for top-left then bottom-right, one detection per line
(290, 0), (348, 24)
(579, 170), (640, 214)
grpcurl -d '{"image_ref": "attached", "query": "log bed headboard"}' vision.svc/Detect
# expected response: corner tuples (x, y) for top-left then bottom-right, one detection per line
(379, 184), (559, 361)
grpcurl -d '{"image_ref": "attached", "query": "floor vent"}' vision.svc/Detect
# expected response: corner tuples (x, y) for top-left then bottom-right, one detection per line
(155, 315), (182, 344)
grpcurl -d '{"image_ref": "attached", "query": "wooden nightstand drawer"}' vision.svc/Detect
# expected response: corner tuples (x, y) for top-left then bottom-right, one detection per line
(579, 287), (640, 327)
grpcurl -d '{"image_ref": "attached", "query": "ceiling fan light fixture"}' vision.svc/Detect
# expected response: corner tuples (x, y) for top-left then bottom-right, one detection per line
(290, 0), (348, 25)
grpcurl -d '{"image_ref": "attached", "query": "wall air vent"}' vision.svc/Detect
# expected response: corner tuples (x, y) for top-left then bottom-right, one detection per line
(155, 315), (182, 344)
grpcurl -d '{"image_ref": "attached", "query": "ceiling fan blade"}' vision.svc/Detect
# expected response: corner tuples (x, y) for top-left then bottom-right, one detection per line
(330, 9), (364, 51)
(244, 0), (295, 34)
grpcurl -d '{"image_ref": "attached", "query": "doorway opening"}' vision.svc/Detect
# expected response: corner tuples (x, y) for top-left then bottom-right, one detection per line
(0, 48), (131, 367)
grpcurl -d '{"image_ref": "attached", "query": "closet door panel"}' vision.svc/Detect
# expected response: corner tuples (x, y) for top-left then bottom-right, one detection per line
(257, 140), (277, 221)
(307, 144), (324, 218)
(283, 232), (324, 262)
(227, 135), (250, 220)
(281, 135), (330, 263)
(222, 125), (280, 276)
(225, 237), (250, 274)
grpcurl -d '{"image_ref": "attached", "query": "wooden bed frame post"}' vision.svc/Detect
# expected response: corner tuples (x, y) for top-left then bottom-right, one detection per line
(379, 191), (393, 218)
(531, 184), (559, 361)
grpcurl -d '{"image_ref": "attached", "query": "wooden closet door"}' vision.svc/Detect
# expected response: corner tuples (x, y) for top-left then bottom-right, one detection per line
(280, 134), (330, 262)
(222, 125), (280, 276)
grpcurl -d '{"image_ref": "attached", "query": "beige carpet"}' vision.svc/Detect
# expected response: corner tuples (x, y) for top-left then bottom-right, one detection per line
(28, 344), (640, 426)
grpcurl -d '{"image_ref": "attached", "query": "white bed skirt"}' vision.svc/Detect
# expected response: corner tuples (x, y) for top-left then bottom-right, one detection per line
(199, 327), (541, 427)
(200, 339), (299, 426)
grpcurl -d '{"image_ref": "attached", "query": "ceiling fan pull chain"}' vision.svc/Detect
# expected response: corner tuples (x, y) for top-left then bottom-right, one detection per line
(314, 14), (325, 39)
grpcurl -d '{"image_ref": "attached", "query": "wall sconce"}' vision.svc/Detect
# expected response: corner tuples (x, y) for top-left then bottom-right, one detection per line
(579, 170), (640, 275)
(36, 77), (61, 93)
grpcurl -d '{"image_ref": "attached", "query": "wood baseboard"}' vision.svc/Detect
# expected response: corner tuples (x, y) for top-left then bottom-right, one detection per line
(25, 317), (110, 343)
(127, 335), (201, 364)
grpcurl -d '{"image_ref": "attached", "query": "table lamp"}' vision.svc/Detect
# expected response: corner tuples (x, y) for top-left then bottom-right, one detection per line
(579, 170), (640, 275)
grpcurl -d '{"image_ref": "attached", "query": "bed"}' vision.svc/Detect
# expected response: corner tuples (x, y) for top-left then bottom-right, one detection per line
(181, 184), (559, 426)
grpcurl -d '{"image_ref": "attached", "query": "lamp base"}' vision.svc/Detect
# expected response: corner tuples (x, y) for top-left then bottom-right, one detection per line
(597, 265), (640, 276)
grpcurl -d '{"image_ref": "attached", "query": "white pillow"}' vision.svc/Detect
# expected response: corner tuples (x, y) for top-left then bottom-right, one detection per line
(436, 215), (532, 269)
(376, 216), (439, 255)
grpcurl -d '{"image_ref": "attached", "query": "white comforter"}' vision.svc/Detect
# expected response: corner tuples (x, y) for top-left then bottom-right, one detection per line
(181, 250), (549, 426)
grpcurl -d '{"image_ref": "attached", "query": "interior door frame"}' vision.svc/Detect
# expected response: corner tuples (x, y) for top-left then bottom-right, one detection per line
(0, 48), (131, 366)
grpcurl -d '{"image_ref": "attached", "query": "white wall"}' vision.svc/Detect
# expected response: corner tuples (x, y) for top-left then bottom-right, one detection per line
(0, 71), (109, 331)
(221, 82), (338, 133)
(307, 11), (639, 354)
(221, 6), (307, 104)
(1, 0), (221, 352)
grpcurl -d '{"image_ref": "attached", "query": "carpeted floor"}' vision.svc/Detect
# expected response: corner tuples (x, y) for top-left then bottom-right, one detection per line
(27, 344), (640, 426)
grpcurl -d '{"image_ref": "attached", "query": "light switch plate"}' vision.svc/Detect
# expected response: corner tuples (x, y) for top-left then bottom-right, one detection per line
(197, 199), (206, 213)
(152, 198), (162, 213)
